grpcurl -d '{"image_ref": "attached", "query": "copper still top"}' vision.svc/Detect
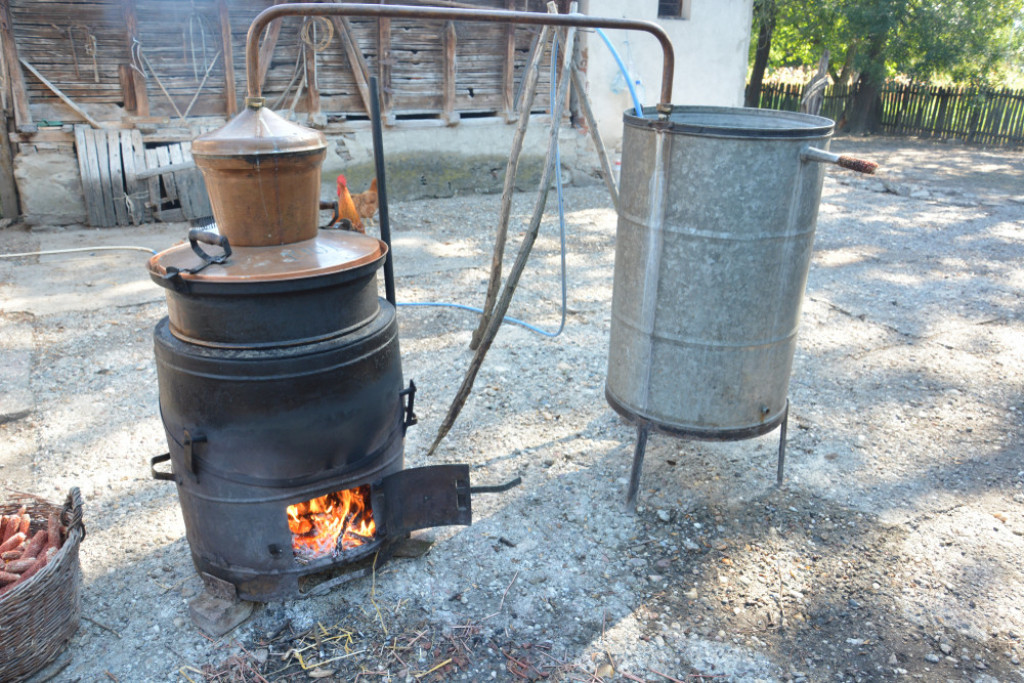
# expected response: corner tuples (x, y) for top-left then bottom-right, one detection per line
(191, 102), (327, 158)
(190, 103), (328, 248)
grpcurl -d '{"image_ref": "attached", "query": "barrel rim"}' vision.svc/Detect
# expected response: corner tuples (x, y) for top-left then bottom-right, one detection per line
(624, 105), (834, 139)
(605, 385), (787, 441)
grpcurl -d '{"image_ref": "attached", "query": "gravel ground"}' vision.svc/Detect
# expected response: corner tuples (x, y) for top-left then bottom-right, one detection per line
(1, 135), (1023, 682)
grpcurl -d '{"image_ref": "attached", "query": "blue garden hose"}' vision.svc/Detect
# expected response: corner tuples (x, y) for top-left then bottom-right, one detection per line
(404, 24), (645, 338)
(595, 27), (645, 117)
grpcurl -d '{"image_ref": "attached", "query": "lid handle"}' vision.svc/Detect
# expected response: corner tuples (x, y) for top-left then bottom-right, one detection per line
(188, 229), (233, 265)
(160, 230), (233, 291)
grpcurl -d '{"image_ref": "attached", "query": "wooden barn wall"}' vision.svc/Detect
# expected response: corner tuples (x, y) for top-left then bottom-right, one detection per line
(6, 0), (556, 123)
(10, 0), (127, 105)
(134, 0), (230, 118)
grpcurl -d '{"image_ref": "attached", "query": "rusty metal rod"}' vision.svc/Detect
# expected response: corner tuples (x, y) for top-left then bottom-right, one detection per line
(245, 3), (674, 110)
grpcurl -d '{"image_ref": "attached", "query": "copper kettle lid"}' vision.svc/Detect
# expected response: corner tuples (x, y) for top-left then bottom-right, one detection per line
(191, 100), (327, 158)
(148, 230), (386, 285)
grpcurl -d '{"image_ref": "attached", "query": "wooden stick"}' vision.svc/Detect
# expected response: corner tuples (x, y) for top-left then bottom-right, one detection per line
(123, 0), (149, 116)
(257, 8), (284, 89)
(429, 4), (577, 455)
(139, 51), (186, 122)
(501, 0), (516, 122)
(0, 0), (32, 130)
(329, 13), (373, 118)
(19, 58), (104, 129)
(377, 16), (394, 125)
(218, 0), (237, 116)
(442, 21), (459, 126)
(303, 23), (320, 115)
(135, 160), (196, 180)
(569, 59), (618, 212)
(182, 50), (222, 119)
(469, 23), (551, 350)
(81, 615), (122, 638)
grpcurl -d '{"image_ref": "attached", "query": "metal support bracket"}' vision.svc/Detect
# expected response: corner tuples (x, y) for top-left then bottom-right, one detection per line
(400, 380), (418, 432)
(183, 428), (206, 481)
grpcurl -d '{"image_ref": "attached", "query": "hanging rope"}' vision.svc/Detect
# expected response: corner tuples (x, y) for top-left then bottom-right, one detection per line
(185, 2), (214, 82)
(299, 16), (334, 53)
(57, 24), (99, 82)
(129, 36), (145, 77)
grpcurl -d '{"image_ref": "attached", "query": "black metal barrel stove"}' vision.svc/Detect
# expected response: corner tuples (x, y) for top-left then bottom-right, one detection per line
(146, 93), (479, 602)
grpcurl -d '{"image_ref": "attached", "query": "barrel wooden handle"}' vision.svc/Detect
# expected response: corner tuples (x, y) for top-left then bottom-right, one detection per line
(837, 155), (879, 174)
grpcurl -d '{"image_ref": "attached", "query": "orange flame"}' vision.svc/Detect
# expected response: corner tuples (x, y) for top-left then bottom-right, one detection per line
(287, 485), (376, 560)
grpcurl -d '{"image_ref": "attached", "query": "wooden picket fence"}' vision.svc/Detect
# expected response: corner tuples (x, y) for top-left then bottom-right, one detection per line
(753, 81), (1024, 148)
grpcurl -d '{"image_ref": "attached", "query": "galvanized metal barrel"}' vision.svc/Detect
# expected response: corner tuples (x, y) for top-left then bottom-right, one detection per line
(606, 105), (834, 438)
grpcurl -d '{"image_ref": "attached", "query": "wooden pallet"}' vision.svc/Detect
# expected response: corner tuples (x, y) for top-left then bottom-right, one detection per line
(73, 125), (211, 226)
(142, 141), (211, 223)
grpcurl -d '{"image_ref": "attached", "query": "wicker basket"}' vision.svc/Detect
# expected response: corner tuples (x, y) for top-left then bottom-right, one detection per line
(0, 488), (85, 683)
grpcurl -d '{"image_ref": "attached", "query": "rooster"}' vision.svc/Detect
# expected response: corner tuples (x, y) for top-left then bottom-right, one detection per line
(351, 178), (379, 227)
(333, 174), (365, 233)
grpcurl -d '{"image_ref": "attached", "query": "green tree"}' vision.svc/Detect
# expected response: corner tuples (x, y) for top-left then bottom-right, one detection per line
(748, 0), (1024, 132)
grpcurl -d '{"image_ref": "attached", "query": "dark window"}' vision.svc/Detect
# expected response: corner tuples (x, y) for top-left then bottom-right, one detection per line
(658, 0), (691, 19)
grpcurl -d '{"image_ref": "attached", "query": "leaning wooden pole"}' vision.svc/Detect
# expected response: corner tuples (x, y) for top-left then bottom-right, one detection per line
(469, 24), (551, 351)
(569, 59), (618, 212)
(429, 8), (577, 456)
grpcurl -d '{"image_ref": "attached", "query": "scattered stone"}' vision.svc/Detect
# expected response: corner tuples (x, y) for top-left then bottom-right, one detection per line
(392, 537), (435, 558)
(188, 592), (255, 637)
(925, 653), (941, 663)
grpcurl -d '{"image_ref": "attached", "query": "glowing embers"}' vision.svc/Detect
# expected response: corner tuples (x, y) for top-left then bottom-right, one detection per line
(287, 485), (376, 562)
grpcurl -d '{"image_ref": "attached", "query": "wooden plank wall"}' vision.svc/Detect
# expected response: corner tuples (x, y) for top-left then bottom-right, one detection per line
(135, 0), (230, 118)
(10, 0), (127, 105)
(6, 0), (554, 123)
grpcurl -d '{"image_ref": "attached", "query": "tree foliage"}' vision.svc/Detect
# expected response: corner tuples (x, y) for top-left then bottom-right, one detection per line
(748, 0), (1024, 131)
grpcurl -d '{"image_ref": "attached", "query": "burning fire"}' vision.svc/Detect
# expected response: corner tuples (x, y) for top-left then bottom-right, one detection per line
(287, 485), (376, 560)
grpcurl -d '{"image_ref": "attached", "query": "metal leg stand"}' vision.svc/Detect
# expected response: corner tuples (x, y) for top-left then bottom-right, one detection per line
(626, 422), (650, 511)
(776, 399), (789, 486)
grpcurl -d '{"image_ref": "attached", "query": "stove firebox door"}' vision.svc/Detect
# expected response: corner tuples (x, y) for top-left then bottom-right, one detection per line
(374, 464), (472, 538)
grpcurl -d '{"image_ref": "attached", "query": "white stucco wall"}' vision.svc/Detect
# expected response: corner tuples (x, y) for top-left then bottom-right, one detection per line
(580, 0), (753, 150)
